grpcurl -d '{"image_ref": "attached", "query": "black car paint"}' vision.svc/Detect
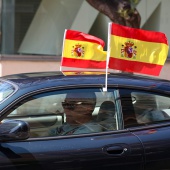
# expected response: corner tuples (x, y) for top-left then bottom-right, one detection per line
(0, 130), (143, 170)
(132, 123), (170, 170)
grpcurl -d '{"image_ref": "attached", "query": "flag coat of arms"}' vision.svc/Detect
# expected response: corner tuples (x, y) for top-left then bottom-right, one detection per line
(61, 29), (107, 69)
(108, 23), (169, 76)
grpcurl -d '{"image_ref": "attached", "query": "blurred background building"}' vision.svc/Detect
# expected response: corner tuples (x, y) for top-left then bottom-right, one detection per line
(0, 0), (170, 79)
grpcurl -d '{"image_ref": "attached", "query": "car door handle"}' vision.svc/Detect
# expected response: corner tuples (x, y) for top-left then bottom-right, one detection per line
(106, 146), (127, 155)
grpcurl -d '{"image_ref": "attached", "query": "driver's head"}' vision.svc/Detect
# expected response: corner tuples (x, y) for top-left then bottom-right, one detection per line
(62, 92), (96, 124)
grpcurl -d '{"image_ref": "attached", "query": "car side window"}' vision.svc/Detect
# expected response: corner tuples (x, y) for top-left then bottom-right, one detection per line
(120, 89), (170, 127)
(4, 89), (118, 138)
(133, 92), (170, 124)
(7, 93), (66, 137)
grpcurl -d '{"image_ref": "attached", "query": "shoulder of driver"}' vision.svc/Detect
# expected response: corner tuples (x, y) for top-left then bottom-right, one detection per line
(73, 122), (102, 134)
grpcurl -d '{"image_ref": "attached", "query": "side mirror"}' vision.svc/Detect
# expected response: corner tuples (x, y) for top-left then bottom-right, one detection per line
(0, 120), (30, 142)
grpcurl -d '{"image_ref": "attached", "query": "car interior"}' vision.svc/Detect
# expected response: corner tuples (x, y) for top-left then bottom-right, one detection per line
(5, 91), (118, 138)
(3, 90), (170, 138)
(132, 92), (170, 124)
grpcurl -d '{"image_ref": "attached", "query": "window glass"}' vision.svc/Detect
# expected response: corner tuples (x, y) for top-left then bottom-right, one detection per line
(0, 80), (16, 103)
(5, 88), (117, 138)
(132, 92), (170, 124)
(120, 89), (170, 127)
(1, 0), (83, 56)
(1, 0), (41, 54)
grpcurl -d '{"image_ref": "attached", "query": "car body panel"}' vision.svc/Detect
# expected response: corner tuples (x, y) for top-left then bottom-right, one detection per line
(132, 124), (170, 170)
(0, 131), (143, 170)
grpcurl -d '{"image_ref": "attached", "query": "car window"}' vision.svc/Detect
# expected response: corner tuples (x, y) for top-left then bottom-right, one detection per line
(120, 89), (170, 128)
(0, 80), (17, 103)
(5, 88), (118, 138)
(133, 92), (170, 124)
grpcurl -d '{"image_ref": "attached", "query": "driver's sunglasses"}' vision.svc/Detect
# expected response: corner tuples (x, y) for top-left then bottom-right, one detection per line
(62, 101), (95, 110)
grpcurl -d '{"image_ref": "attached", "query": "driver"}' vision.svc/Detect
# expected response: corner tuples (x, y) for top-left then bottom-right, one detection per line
(50, 92), (103, 135)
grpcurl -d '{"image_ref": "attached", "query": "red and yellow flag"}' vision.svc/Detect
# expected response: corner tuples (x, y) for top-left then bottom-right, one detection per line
(61, 30), (107, 69)
(108, 23), (169, 76)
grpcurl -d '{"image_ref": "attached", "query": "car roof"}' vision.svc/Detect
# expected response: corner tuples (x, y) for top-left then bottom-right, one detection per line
(1, 71), (170, 93)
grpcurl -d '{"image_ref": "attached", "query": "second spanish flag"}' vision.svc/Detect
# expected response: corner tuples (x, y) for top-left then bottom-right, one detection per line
(61, 29), (107, 69)
(108, 23), (169, 76)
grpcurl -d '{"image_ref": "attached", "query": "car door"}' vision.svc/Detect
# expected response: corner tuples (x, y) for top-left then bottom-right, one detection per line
(0, 87), (144, 170)
(119, 89), (170, 170)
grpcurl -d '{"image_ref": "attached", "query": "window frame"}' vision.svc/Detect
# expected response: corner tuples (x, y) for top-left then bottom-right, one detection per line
(3, 86), (121, 138)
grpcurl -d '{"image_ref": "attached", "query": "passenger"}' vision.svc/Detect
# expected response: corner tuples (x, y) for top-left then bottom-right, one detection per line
(134, 100), (170, 123)
(50, 92), (103, 135)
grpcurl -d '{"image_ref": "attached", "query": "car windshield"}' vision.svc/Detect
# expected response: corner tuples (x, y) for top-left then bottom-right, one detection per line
(0, 81), (16, 103)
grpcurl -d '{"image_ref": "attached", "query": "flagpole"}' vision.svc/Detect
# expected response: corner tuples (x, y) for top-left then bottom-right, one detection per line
(60, 29), (67, 72)
(103, 22), (111, 92)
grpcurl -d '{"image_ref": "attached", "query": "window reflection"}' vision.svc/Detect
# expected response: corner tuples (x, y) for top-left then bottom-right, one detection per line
(0, 81), (16, 102)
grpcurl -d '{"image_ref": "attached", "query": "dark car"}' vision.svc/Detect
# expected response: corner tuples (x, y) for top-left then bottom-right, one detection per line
(0, 71), (170, 170)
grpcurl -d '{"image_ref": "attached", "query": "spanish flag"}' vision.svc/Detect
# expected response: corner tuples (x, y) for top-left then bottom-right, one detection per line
(61, 29), (107, 69)
(108, 23), (169, 76)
